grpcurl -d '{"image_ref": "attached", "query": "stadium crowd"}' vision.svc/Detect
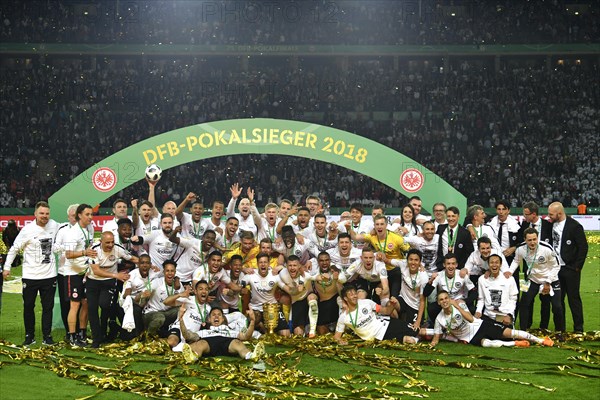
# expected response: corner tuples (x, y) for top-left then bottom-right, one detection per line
(1, 0), (598, 45)
(1, 56), (598, 209)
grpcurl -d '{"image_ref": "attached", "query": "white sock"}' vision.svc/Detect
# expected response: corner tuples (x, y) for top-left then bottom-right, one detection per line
(245, 352), (253, 360)
(482, 339), (514, 348)
(442, 333), (459, 342)
(308, 299), (318, 335)
(511, 329), (542, 344)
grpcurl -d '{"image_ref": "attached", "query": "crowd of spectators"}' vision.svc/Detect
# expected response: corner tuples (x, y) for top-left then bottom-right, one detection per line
(1, 0), (598, 46)
(1, 53), (598, 210)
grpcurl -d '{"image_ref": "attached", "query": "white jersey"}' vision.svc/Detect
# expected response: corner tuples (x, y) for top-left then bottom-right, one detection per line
(464, 249), (510, 276)
(347, 220), (373, 249)
(327, 246), (362, 274)
(4, 219), (59, 280)
(62, 223), (96, 276)
(476, 274), (519, 320)
(434, 302), (482, 342)
(142, 230), (178, 270)
(204, 218), (226, 235)
(170, 296), (211, 333)
(143, 278), (182, 313)
(403, 235), (439, 274)
(510, 241), (560, 284)
(399, 262), (429, 311)
(88, 243), (132, 280)
(176, 237), (210, 281)
(431, 271), (474, 300)
(102, 217), (122, 237)
(226, 197), (257, 235)
(471, 224), (502, 252)
(243, 271), (279, 311)
(217, 232), (241, 250)
(306, 231), (337, 256)
(256, 218), (281, 242)
(53, 222), (73, 275)
(124, 268), (159, 299)
(340, 259), (388, 284)
(335, 299), (387, 340)
(180, 212), (210, 239)
(135, 217), (160, 236)
(273, 239), (311, 265)
(277, 268), (315, 303)
(217, 271), (246, 309)
(191, 265), (231, 293)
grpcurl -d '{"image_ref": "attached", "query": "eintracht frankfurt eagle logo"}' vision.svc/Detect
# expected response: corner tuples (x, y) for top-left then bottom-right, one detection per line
(400, 168), (424, 193)
(92, 167), (117, 192)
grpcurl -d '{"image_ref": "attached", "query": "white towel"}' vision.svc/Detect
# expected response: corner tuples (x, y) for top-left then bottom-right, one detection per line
(121, 296), (136, 332)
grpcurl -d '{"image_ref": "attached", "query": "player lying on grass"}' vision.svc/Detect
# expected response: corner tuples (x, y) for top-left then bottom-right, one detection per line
(430, 290), (554, 348)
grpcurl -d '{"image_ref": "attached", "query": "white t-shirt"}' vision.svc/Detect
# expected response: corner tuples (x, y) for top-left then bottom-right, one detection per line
(340, 259), (388, 283)
(143, 278), (183, 313)
(404, 234), (439, 274)
(142, 230), (178, 270)
(464, 249), (510, 276)
(243, 270), (279, 311)
(180, 212), (210, 239)
(273, 239), (311, 265)
(327, 246), (362, 274)
(124, 268), (159, 299)
(176, 237), (209, 281)
(476, 274), (519, 320)
(399, 263), (429, 310)
(62, 223), (96, 276)
(510, 241), (560, 284)
(135, 216), (160, 236)
(434, 302), (482, 342)
(191, 265), (231, 293)
(4, 219), (59, 280)
(277, 268), (315, 303)
(217, 271), (246, 309)
(170, 296), (211, 333)
(431, 271), (475, 300)
(53, 222), (73, 276)
(88, 243), (132, 280)
(335, 299), (387, 340)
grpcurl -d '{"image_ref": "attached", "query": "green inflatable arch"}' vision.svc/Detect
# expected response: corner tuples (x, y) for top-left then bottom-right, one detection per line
(49, 118), (466, 218)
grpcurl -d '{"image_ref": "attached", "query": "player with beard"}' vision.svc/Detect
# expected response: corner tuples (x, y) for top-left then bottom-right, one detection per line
(244, 253), (290, 336)
(143, 260), (182, 337)
(192, 251), (241, 303)
(165, 280), (211, 350)
(333, 285), (418, 345)
(349, 215), (409, 299)
(169, 228), (218, 286)
(278, 255), (318, 336)
(4, 201), (59, 346)
(403, 221), (439, 276)
(305, 195), (322, 219)
(218, 217), (241, 250)
(175, 192), (208, 239)
(102, 199), (129, 237)
(132, 199), (160, 237)
(278, 206), (313, 237)
(132, 214), (178, 273)
(309, 252), (342, 336)
(226, 183), (258, 235)
(340, 247), (391, 307)
(326, 233), (361, 275)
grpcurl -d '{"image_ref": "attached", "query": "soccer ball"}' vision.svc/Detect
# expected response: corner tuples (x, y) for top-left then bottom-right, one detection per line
(145, 164), (162, 182)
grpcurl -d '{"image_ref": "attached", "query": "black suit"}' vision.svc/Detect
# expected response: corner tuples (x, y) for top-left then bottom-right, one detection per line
(518, 218), (553, 244)
(435, 224), (474, 270)
(554, 217), (588, 332)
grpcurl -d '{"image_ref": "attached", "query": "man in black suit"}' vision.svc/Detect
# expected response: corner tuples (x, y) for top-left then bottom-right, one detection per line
(548, 202), (588, 333)
(435, 206), (474, 271)
(519, 201), (554, 329)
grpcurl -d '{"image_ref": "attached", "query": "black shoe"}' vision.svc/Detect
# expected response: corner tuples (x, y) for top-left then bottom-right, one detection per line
(42, 336), (55, 345)
(22, 335), (36, 346)
(91, 341), (101, 349)
(70, 336), (88, 348)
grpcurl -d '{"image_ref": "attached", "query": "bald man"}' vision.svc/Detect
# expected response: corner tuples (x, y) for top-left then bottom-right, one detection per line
(547, 202), (588, 333)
